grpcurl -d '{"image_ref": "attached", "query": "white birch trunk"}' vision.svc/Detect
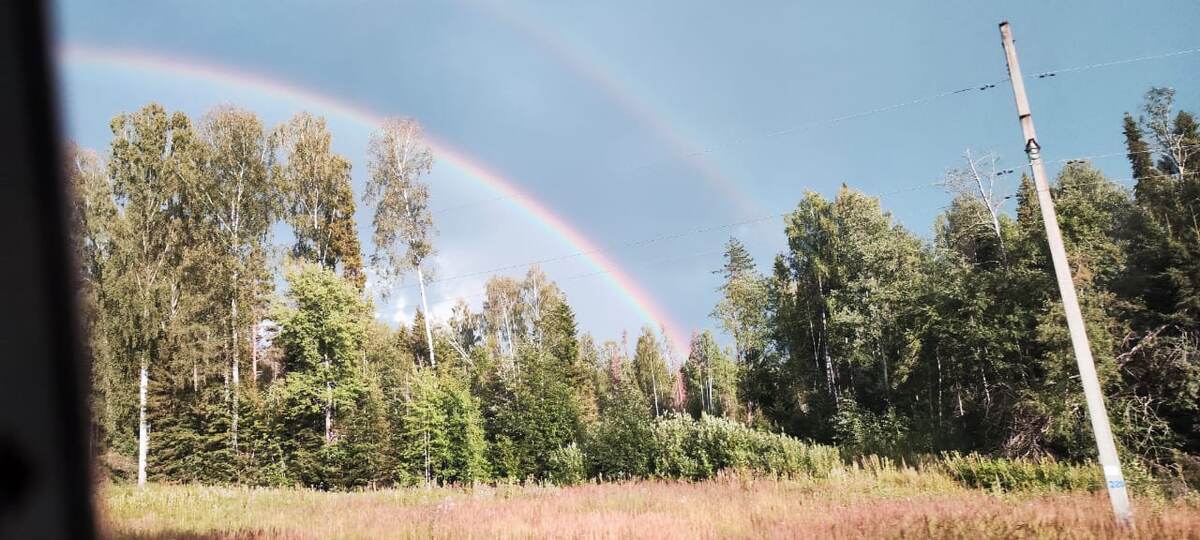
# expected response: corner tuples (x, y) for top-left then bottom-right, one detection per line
(230, 281), (239, 452)
(416, 265), (436, 367)
(325, 355), (333, 443)
(652, 371), (660, 417)
(250, 322), (258, 384)
(137, 360), (149, 487)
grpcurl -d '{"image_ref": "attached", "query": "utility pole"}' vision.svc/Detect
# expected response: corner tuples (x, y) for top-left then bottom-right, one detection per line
(998, 21), (1134, 528)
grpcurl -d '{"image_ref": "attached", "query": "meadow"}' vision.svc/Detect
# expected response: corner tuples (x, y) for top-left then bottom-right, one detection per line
(103, 467), (1200, 539)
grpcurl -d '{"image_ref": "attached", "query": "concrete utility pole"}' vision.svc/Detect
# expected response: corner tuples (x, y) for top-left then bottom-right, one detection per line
(998, 21), (1134, 528)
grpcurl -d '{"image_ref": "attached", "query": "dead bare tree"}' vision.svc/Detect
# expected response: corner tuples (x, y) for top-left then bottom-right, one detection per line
(939, 149), (1012, 258)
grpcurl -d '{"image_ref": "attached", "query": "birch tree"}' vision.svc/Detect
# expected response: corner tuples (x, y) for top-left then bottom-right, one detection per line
(1140, 87), (1197, 178)
(631, 327), (671, 416)
(193, 107), (278, 451)
(275, 112), (365, 288)
(365, 118), (437, 366)
(483, 276), (525, 362)
(106, 104), (195, 486)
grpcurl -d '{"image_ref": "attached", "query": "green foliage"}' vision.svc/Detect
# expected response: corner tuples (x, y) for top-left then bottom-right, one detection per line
(771, 187), (925, 440)
(585, 378), (655, 479)
(392, 367), (489, 485)
(479, 282), (586, 481)
(630, 327), (673, 416)
(275, 112), (364, 289)
(266, 264), (382, 489)
(75, 94), (1200, 496)
(586, 412), (840, 481)
(655, 414), (840, 480)
(939, 452), (1102, 493)
(545, 443), (587, 486)
(485, 346), (584, 480)
(712, 237), (770, 364)
(830, 398), (920, 459)
(680, 331), (739, 420)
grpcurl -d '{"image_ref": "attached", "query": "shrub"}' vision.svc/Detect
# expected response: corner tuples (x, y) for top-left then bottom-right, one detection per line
(585, 412), (840, 481)
(546, 443), (586, 486)
(939, 452), (1102, 492)
(650, 414), (701, 479)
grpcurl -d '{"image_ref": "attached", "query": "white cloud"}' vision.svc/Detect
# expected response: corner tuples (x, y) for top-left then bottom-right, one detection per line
(390, 297), (412, 326)
(376, 253), (489, 328)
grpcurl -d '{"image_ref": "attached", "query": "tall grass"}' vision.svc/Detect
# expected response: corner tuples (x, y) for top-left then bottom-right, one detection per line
(103, 474), (1200, 539)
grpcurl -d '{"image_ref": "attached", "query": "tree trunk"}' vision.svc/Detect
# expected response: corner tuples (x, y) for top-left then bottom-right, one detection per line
(230, 282), (239, 452)
(820, 308), (837, 404)
(706, 366), (714, 415)
(652, 371), (660, 417)
(424, 430), (431, 485)
(137, 359), (148, 487)
(416, 265), (436, 368)
(324, 355), (333, 443)
(250, 321), (258, 384)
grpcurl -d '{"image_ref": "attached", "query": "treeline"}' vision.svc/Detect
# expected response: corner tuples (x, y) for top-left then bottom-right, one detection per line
(721, 87), (1200, 485)
(72, 87), (1200, 491)
(69, 102), (781, 488)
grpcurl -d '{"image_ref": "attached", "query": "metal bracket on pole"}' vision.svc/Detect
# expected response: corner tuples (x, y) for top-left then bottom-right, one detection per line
(1025, 138), (1041, 158)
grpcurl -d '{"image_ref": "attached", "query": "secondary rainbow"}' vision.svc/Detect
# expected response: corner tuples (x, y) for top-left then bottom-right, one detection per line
(463, 0), (762, 215)
(60, 44), (691, 354)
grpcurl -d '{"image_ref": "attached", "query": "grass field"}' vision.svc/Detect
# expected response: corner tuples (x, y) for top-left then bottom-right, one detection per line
(103, 470), (1200, 539)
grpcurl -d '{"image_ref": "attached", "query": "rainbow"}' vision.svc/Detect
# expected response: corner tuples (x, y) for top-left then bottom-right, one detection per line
(59, 44), (691, 354)
(463, 0), (761, 216)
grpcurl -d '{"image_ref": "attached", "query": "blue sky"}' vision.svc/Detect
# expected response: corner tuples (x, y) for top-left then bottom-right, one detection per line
(51, 0), (1200, 354)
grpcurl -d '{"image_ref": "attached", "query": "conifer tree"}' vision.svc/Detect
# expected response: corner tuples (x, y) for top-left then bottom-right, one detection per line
(269, 264), (375, 487)
(712, 237), (768, 364)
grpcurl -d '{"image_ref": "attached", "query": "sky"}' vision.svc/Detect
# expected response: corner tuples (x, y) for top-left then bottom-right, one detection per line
(50, 0), (1199, 356)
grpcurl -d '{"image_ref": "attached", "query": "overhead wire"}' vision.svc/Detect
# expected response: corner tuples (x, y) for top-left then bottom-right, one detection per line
(1030, 46), (1200, 79)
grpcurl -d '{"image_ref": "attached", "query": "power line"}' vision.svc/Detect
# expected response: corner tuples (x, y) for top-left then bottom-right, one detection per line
(390, 168), (1190, 321)
(1030, 46), (1200, 79)
(1043, 143), (1200, 166)
(389, 168), (1189, 321)
(626, 45), (1199, 174)
(626, 79), (1007, 174)
(1011, 170), (1185, 195)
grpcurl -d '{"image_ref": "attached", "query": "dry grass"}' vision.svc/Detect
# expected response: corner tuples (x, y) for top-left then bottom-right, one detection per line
(102, 471), (1200, 539)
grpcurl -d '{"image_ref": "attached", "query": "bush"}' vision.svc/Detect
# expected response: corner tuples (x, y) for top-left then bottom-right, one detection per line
(546, 443), (586, 486)
(585, 412), (839, 481)
(939, 452), (1102, 492)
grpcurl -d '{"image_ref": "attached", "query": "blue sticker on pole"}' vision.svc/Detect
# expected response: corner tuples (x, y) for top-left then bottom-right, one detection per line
(1108, 480), (1126, 489)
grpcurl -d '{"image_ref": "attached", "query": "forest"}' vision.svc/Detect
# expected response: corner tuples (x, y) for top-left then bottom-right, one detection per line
(72, 87), (1200, 492)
